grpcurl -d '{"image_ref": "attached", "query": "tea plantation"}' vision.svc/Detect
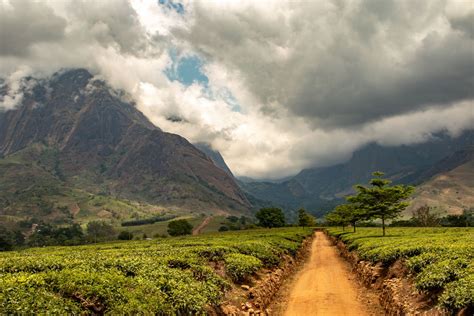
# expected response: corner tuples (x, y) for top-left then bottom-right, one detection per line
(327, 227), (474, 311)
(0, 227), (313, 314)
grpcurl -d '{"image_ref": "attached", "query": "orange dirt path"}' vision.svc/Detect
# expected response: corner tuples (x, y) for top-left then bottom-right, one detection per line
(284, 231), (368, 316)
(192, 216), (213, 235)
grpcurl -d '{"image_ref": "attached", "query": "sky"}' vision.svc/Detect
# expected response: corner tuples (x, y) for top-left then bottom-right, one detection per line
(0, 0), (473, 179)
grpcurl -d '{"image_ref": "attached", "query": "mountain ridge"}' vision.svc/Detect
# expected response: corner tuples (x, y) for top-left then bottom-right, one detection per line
(0, 69), (250, 224)
(240, 131), (474, 215)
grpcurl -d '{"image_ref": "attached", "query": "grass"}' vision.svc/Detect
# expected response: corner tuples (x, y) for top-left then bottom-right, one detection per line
(0, 227), (314, 314)
(327, 227), (474, 312)
(120, 216), (204, 237)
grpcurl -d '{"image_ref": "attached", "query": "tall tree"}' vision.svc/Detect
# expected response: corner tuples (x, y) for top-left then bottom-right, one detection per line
(298, 208), (316, 227)
(256, 207), (286, 228)
(325, 210), (347, 231)
(349, 171), (414, 236)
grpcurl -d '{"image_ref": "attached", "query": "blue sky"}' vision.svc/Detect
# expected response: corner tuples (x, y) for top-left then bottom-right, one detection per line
(164, 48), (242, 112)
(158, 0), (184, 14)
(164, 50), (209, 87)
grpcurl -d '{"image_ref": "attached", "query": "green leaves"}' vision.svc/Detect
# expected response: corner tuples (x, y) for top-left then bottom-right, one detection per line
(0, 227), (314, 314)
(327, 171), (415, 235)
(327, 227), (474, 312)
(255, 207), (286, 228)
(224, 253), (263, 282)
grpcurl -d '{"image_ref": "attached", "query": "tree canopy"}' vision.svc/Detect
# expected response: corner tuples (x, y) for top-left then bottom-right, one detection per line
(87, 221), (116, 242)
(256, 207), (286, 228)
(167, 219), (193, 236)
(297, 208), (316, 227)
(326, 171), (414, 236)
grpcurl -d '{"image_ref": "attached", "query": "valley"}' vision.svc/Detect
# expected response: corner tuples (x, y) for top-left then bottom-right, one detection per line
(0, 70), (473, 315)
(1, 1), (473, 314)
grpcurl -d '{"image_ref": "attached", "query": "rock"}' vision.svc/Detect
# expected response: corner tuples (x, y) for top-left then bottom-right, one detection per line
(241, 285), (250, 291)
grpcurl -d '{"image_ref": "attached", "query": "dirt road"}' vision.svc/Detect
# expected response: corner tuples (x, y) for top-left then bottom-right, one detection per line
(192, 216), (213, 235)
(284, 231), (368, 316)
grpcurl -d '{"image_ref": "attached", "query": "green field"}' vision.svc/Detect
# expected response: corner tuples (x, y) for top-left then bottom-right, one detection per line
(327, 227), (474, 311)
(0, 227), (313, 314)
(120, 215), (204, 237)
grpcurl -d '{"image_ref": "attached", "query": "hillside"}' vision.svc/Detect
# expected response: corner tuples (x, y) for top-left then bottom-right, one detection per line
(241, 132), (474, 214)
(405, 150), (474, 215)
(194, 143), (234, 176)
(0, 69), (250, 225)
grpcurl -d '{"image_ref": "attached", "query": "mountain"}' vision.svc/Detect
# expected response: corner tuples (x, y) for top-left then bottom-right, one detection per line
(404, 147), (474, 215)
(241, 131), (474, 215)
(413, 146), (474, 184)
(193, 143), (234, 176)
(0, 69), (250, 224)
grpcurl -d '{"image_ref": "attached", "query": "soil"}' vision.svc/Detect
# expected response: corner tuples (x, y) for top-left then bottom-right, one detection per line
(192, 216), (213, 235)
(330, 234), (449, 316)
(275, 231), (383, 316)
(216, 233), (315, 315)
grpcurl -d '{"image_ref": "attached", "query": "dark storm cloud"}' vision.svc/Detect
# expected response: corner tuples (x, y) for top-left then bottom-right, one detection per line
(176, 0), (474, 128)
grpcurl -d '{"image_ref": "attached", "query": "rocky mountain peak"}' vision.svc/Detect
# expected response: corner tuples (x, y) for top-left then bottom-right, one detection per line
(0, 69), (250, 218)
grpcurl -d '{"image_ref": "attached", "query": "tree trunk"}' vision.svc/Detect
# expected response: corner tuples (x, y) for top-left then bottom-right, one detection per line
(353, 222), (356, 233)
(382, 216), (386, 237)
(342, 225), (345, 231)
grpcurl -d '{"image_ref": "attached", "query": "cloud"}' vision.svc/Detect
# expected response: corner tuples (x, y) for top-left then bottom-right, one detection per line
(0, 66), (33, 110)
(0, 0), (473, 179)
(175, 0), (473, 128)
(0, 0), (66, 57)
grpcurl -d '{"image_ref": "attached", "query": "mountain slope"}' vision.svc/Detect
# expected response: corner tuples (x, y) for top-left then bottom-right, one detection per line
(194, 143), (234, 176)
(241, 131), (474, 213)
(405, 147), (474, 215)
(0, 69), (250, 223)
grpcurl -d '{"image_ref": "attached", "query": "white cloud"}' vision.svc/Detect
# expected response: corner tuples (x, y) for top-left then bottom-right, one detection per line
(1, 0), (473, 179)
(0, 66), (32, 110)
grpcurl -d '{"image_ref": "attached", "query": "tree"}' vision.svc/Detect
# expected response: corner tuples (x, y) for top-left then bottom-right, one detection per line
(298, 208), (316, 227)
(440, 208), (474, 227)
(412, 205), (440, 227)
(87, 221), (116, 242)
(0, 227), (15, 251)
(118, 231), (134, 240)
(218, 225), (229, 232)
(462, 208), (474, 227)
(167, 219), (193, 236)
(348, 171), (414, 236)
(325, 210), (347, 231)
(239, 216), (249, 225)
(227, 216), (239, 223)
(334, 203), (367, 232)
(255, 207), (286, 228)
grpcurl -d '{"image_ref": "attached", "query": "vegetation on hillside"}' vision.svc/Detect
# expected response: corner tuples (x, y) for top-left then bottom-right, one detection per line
(327, 227), (474, 313)
(0, 227), (313, 314)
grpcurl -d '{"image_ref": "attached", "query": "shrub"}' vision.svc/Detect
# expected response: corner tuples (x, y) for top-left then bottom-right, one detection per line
(255, 207), (286, 228)
(168, 220), (193, 236)
(224, 253), (262, 282)
(118, 231), (134, 240)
